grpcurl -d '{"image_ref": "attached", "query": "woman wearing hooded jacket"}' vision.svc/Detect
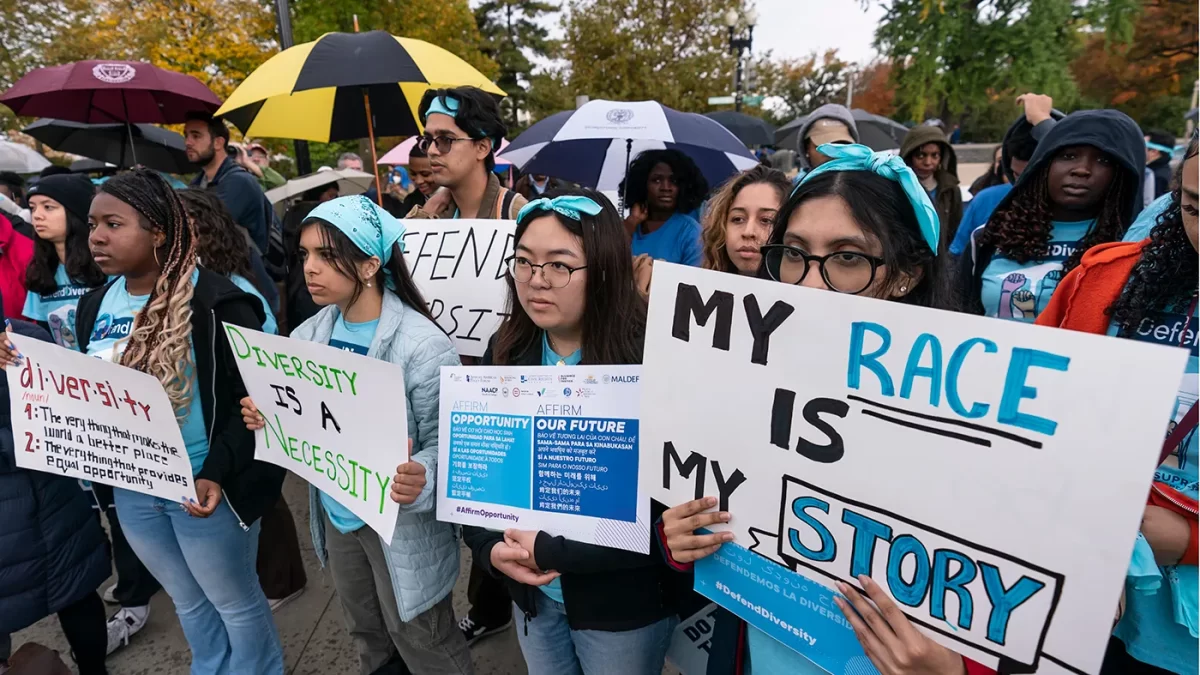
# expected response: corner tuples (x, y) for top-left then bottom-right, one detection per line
(958, 110), (1146, 323)
(900, 125), (962, 253)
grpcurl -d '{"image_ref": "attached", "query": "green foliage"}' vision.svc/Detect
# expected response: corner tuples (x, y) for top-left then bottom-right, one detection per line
(475, 0), (558, 127)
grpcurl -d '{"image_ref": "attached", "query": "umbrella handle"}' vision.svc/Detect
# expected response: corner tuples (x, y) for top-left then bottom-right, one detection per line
(618, 138), (632, 214)
(362, 89), (383, 207)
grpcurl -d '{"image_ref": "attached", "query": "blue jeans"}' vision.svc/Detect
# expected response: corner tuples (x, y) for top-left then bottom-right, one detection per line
(513, 594), (677, 675)
(114, 489), (283, 675)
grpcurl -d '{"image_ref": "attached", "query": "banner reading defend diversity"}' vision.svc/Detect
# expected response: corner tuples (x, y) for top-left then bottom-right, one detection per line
(401, 219), (516, 358)
(224, 324), (407, 543)
(437, 365), (650, 553)
(639, 263), (1189, 675)
(6, 334), (195, 502)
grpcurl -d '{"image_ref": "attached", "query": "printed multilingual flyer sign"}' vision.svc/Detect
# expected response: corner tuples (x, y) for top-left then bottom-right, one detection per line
(639, 263), (1189, 675)
(223, 324), (407, 543)
(401, 219), (515, 358)
(5, 334), (195, 502)
(437, 365), (649, 553)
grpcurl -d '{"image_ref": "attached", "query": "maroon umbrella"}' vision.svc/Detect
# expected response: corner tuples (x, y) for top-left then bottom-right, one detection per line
(0, 60), (221, 124)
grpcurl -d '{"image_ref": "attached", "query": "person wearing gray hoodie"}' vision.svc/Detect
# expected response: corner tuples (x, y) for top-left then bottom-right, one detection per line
(790, 104), (860, 171)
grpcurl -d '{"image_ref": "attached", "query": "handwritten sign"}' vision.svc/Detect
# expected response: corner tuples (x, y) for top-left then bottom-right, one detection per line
(6, 334), (194, 502)
(665, 603), (720, 675)
(639, 263), (1188, 675)
(401, 219), (515, 357)
(437, 365), (650, 553)
(224, 324), (406, 543)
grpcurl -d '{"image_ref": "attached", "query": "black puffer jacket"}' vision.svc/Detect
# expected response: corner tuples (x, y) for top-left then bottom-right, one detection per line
(0, 320), (110, 633)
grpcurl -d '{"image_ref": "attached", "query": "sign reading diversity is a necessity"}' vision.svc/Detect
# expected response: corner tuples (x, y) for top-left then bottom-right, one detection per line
(401, 219), (516, 358)
(6, 334), (195, 502)
(437, 365), (649, 553)
(639, 263), (1188, 675)
(224, 324), (407, 543)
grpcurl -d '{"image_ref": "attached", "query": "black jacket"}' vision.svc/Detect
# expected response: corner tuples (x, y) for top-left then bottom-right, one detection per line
(191, 156), (271, 255)
(1148, 154), (1172, 200)
(957, 109), (1146, 314)
(75, 267), (284, 526)
(462, 338), (685, 632)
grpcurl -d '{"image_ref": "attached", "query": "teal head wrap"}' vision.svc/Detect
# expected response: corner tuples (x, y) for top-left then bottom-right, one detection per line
(1147, 141), (1175, 155)
(517, 195), (604, 224)
(304, 196), (407, 290)
(794, 143), (941, 253)
(425, 95), (460, 121)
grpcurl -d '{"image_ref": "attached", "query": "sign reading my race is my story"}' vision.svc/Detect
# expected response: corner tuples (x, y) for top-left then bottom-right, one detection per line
(400, 219), (516, 358)
(639, 263), (1189, 675)
(6, 334), (195, 502)
(223, 324), (406, 543)
(437, 365), (649, 554)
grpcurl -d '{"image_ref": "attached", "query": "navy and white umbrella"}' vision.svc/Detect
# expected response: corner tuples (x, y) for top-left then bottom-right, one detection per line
(499, 100), (758, 199)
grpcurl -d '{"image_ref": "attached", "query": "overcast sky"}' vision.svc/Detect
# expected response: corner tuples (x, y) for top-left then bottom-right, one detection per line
(752, 0), (885, 64)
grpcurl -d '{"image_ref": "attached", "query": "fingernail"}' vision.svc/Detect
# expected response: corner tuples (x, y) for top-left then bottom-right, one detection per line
(721, 532), (734, 541)
(835, 581), (847, 593)
(719, 512), (731, 522)
(705, 496), (717, 506)
(858, 575), (871, 588)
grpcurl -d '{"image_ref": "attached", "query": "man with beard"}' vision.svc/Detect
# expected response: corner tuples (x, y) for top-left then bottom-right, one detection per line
(184, 112), (269, 255)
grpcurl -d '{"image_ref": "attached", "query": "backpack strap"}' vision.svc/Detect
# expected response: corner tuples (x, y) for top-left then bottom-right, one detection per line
(498, 189), (517, 220)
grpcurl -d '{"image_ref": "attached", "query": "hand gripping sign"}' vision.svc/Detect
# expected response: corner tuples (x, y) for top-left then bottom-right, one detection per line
(640, 263), (1188, 675)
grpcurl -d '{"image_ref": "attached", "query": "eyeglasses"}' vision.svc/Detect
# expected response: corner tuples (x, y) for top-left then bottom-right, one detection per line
(417, 135), (473, 154)
(507, 256), (587, 289)
(761, 244), (885, 295)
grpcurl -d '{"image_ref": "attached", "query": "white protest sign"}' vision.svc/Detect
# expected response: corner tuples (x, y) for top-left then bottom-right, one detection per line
(639, 263), (1188, 675)
(223, 324), (406, 543)
(665, 603), (721, 675)
(437, 365), (649, 553)
(6, 334), (195, 502)
(401, 219), (515, 357)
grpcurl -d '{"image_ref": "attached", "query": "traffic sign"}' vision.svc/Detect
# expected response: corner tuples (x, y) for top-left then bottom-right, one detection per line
(707, 96), (736, 105)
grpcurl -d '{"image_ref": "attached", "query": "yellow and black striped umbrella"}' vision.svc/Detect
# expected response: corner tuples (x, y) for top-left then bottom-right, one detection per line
(217, 31), (505, 143)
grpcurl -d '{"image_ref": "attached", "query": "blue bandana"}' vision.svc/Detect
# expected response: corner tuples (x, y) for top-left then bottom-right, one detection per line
(425, 95), (460, 121)
(795, 143), (941, 253)
(1147, 141), (1175, 155)
(304, 196), (407, 290)
(517, 195), (604, 224)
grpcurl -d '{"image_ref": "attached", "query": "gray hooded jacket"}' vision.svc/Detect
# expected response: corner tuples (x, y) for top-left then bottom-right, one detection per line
(792, 104), (860, 169)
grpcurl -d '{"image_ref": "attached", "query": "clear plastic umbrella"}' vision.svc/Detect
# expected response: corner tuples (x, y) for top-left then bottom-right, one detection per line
(0, 140), (52, 173)
(264, 168), (377, 204)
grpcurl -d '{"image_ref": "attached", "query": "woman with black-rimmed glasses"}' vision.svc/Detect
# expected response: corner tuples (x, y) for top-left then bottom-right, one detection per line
(658, 145), (989, 675)
(462, 187), (685, 675)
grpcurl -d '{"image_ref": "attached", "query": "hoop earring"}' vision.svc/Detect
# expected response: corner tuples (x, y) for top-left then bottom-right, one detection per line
(154, 248), (160, 268)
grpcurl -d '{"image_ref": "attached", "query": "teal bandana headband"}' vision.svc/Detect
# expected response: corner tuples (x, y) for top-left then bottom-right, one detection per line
(517, 195), (604, 224)
(1147, 141), (1174, 154)
(304, 196), (407, 290)
(424, 95), (460, 121)
(795, 143), (941, 253)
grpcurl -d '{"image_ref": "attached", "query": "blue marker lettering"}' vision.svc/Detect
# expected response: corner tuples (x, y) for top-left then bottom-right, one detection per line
(842, 508), (893, 578)
(931, 549), (977, 630)
(979, 562), (1045, 645)
(787, 496), (837, 562)
(946, 338), (997, 419)
(848, 322), (894, 396)
(886, 534), (931, 608)
(997, 348), (1070, 436)
(899, 333), (943, 406)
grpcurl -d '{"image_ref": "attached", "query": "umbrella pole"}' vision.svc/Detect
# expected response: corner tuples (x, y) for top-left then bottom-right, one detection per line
(363, 90), (383, 206)
(121, 95), (139, 166)
(618, 138), (632, 214)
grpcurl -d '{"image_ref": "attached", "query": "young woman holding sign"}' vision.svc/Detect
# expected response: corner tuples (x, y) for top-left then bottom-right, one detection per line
(659, 144), (995, 675)
(457, 189), (683, 675)
(1038, 135), (1198, 675)
(22, 173), (106, 349)
(0, 168), (287, 674)
(240, 195), (471, 675)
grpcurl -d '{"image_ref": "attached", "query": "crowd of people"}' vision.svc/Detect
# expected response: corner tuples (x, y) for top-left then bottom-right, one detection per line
(0, 80), (1194, 675)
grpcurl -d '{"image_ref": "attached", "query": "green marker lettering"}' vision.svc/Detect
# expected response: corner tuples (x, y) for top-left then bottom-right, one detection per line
(278, 354), (295, 377)
(345, 369), (359, 396)
(337, 454), (351, 491)
(319, 364), (333, 390)
(375, 470), (390, 514)
(347, 459), (360, 497)
(225, 325), (251, 360)
(359, 464), (372, 502)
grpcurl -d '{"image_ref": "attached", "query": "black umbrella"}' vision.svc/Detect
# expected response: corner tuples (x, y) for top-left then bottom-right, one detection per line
(68, 158), (116, 174)
(776, 109), (910, 152)
(703, 111), (776, 147)
(23, 118), (195, 174)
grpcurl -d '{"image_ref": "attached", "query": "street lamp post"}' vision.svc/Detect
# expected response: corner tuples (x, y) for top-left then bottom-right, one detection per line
(724, 8), (757, 113)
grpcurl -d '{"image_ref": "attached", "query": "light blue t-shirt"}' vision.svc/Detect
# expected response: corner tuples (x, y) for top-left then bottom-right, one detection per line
(979, 219), (1094, 323)
(631, 212), (703, 266)
(229, 274), (277, 335)
(1109, 301), (1198, 673)
(23, 265), (98, 351)
(1123, 193), (1174, 243)
(538, 332), (582, 604)
(86, 274), (209, 474)
(320, 314), (379, 534)
(950, 183), (1012, 256)
(747, 626), (825, 675)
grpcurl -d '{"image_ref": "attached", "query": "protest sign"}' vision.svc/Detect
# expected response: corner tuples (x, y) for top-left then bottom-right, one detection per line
(639, 263), (1189, 675)
(6, 334), (194, 502)
(437, 365), (649, 553)
(401, 219), (515, 358)
(223, 324), (406, 543)
(665, 603), (720, 675)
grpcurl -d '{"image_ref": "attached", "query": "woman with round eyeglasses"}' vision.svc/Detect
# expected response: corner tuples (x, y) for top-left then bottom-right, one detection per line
(659, 145), (992, 675)
(463, 188), (684, 675)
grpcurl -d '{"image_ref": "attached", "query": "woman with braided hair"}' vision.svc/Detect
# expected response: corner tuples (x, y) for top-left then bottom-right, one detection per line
(958, 110), (1147, 323)
(1038, 134), (1198, 675)
(2, 168), (286, 674)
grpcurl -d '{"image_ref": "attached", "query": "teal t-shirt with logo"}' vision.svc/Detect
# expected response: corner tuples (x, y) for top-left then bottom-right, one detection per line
(85, 273), (209, 474)
(23, 265), (97, 351)
(229, 274), (277, 335)
(979, 219), (1094, 323)
(1108, 300), (1199, 673)
(537, 332), (582, 604)
(320, 314), (379, 534)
